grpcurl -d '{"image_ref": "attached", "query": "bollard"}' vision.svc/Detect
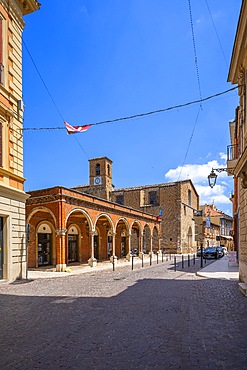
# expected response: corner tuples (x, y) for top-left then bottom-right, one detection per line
(188, 254), (190, 267)
(142, 253), (144, 268)
(174, 256), (176, 271)
(182, 255), (184, 269)
(150, 253), (152, 266)
(162, 252), (164, 263)
(132, 255), (134, 270)
(193, 253), (195, 265)
(157, 252), (159, 264)
(113, 258), (115, 272)
(200, 244), (203, 268)
(170, 253), (171, 260)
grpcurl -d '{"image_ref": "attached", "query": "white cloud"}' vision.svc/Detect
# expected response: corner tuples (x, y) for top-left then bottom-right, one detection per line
(219, 152), (227, 161)
(165, 160), (227, 184)
(165, 160), (233, 214)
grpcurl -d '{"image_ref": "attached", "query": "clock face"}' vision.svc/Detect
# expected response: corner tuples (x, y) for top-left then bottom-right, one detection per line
(94, 176), (102, 185)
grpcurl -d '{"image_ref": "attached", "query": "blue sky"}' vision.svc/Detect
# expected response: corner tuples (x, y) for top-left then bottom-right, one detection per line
(22, 0), (242, 215)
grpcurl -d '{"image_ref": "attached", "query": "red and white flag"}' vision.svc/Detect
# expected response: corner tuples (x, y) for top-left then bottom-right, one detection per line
(64, 121), (91, 134)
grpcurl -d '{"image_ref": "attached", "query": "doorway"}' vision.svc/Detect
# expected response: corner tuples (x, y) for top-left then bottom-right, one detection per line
(68, 235), (78, 263)
(0, 218), (3, 279)
(38, 233), (52, 266)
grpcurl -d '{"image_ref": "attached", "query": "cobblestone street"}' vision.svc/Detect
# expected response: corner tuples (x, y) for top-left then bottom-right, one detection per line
(0, 259), (246, 370)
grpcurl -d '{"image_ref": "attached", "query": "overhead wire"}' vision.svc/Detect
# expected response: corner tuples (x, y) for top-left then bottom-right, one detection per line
(23, 40), (89, 158)
(177, 0), (203, 181)
(22, 85), (239, 131)
(204, 0), (228, 68)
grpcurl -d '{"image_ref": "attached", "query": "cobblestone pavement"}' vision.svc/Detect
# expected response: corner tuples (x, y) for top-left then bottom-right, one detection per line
(0, 259), (246, 370)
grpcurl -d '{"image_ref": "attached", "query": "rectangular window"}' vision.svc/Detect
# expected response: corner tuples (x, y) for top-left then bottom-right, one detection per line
(116, 195), (124, 205)
(0, 17), (3, 85)
(149, 191), (157, 205)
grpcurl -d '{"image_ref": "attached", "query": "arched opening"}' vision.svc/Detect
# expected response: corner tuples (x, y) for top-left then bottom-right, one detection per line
(66, 209), (93, 263)
(67, 225), (79, 263)
(131, 221), (141, 255)
(37, 223), (53, 266)
(95, 214), (114, 260)
(143, 224), (151, 254)
(115, 219), (129, 258)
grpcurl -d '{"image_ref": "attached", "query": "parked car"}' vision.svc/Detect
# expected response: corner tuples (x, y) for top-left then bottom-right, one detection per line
(220, 246), (228, 255)
(203, 247), (224, 259)
(197, 248), (205, 257)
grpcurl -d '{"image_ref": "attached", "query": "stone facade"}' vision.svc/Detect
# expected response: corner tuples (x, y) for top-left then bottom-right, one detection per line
(194, 204), (233, 250)
(74, 157), (199, 254)
(228, 0), (247, 284)
(0, 0), (40, 280)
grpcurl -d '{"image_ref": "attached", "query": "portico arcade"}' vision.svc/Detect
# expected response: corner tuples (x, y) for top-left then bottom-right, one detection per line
(26, 186), (160, 271)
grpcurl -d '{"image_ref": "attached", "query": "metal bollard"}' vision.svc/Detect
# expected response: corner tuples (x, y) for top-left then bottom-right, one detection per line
(174, 256), (176, 271)
(113, 258), (115, 271)
(150, 253), (152, 266)
(200, 245), (203, 268)
(188, 254), (190, 267)
(182, 255), (184, 269)
(142, 253), (144, 268)
(162, 252), (164, 262)
(132, 255), (134, 270)
(157, 253), (159, 264)
(193, 253), (195, 265)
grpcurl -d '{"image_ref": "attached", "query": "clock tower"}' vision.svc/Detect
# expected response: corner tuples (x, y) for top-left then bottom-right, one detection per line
(89, 157), (113, 201)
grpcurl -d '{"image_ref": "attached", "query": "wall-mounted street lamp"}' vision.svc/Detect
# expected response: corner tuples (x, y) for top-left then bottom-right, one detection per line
(208, 168), (235, 188)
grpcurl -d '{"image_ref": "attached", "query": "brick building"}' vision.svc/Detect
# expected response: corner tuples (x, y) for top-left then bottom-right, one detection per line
(74, 157), (199, 254)
(0, 0), (40, 280)
(26, 186), (160, 271)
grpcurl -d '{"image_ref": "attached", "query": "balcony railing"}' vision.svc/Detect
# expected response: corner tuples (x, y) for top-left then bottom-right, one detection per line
(227, 144), (239, 161)
(0, 63), (4, 85)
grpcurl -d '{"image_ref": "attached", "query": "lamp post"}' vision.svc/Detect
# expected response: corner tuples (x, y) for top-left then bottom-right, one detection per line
(208, 168), (235, 188)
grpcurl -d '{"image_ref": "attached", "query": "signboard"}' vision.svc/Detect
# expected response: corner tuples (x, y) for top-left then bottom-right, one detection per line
(228, 251), (237, 266)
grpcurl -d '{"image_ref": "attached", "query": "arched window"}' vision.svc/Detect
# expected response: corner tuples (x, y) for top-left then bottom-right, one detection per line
(96, 163), (100, 176)
(107, 164), (110, 176)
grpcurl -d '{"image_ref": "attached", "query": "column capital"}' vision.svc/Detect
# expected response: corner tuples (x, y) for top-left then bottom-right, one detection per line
(56, 228), (67, 236)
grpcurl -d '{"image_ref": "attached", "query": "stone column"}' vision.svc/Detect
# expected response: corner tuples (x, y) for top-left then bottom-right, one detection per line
(126, 233), (132, 261)
(149, 235), (154, 258)
(56, 228), (67, 272)
(139, 231), (144, 259)
(88, 231), (97, 267)
(110, 232), (118, 264)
